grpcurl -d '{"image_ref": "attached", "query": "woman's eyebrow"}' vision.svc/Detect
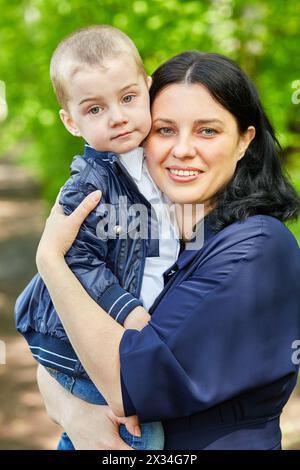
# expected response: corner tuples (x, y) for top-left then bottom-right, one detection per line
(153, 118), (224, 125)
(153, 118), (175, 124)
(194, 119), (224, 125)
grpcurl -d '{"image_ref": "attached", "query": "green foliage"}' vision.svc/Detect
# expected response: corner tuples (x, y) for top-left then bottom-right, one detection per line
(0, 0), (299, 238)
(287, 151), (300, 241)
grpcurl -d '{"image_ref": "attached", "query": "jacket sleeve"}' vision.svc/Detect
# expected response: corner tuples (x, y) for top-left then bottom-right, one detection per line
(56, 158), (143, 324)
(119, 219), (300, 422)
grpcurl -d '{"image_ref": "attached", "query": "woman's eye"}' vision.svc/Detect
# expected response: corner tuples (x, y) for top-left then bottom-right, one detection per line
(157, 127), (174, 135)
(122, 94), (135, 104)
(200, 128), (217, 136)
(89, 106), (102, 115)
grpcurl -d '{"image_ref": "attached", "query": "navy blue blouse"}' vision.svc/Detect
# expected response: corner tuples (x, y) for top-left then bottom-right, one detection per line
(119, 215), (300, 449)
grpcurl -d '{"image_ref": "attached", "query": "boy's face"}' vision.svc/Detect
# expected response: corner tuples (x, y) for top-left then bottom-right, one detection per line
(60, 56), (152, 154)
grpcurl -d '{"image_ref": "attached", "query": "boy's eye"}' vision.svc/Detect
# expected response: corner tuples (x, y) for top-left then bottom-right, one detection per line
(89, 106), (102, 115)
(122, 94), (135, 104)
(157, 127), (174, 135)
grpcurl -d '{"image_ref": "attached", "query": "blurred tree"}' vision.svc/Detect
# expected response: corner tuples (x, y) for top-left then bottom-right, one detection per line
(0, 0), (299, 221)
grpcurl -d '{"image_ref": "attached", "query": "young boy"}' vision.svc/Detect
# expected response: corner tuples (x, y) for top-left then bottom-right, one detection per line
(15, 25), (179, 450)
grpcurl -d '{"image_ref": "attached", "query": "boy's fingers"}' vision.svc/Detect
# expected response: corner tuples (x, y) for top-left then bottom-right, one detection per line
(71, 191), (102, 225)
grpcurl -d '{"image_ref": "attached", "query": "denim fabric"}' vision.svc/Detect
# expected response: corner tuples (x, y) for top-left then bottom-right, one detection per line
(47, 368), (164, 450)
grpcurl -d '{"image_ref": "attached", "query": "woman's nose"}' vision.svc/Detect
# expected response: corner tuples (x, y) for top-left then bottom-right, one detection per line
(172, 138), (197, 159)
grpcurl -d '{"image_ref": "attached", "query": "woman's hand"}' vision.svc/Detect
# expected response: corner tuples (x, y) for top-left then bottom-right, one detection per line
(37, 365), (137, 450)
(36, 189), (101, 267)
(64, 402), (136, 450)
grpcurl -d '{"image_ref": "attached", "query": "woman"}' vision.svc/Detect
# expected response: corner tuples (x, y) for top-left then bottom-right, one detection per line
(36, 51), (300, 450)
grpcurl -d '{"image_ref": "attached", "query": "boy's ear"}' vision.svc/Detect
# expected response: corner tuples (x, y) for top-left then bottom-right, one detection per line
(147, 75), (152, 90)
(59, 109), (81, 137)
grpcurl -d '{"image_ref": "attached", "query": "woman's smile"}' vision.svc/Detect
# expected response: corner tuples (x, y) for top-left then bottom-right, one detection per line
(167, 165), (204, 182)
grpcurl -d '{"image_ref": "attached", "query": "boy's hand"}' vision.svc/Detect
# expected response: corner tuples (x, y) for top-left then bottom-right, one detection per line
(124, 306), (151, 330)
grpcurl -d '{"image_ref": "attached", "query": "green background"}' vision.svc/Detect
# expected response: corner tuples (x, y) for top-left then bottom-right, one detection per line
(0, 0), (300, 449)
(0, 0), (299, 239)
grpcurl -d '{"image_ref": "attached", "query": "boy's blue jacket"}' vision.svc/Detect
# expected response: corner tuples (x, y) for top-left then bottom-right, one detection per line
(14, 145), (159, 379)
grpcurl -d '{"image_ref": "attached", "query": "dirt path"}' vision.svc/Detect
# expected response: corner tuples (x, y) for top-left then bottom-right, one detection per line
(0, 155), (60, 449)
(0, 154), (299, 449)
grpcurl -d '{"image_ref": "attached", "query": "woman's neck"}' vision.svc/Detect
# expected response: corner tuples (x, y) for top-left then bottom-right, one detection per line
(175, 202), (213, 242)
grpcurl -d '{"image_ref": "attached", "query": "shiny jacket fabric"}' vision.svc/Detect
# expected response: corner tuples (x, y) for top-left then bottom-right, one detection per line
(15, 145), (159, 379)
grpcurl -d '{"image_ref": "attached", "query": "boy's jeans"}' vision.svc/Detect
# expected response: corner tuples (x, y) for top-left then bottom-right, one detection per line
(46, 368), (165, 450)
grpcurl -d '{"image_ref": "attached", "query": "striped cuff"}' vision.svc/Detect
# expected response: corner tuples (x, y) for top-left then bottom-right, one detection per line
(98, 284), (143, 325)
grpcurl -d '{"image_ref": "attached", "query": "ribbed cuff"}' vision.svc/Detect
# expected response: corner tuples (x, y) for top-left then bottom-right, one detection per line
(98, 284), (143, 325)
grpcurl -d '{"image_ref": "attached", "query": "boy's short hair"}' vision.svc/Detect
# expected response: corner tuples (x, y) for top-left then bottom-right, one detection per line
(50, 25), (146, 109)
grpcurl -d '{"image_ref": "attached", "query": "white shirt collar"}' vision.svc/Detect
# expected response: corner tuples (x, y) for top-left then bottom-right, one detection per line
(119, 147), (144, 182)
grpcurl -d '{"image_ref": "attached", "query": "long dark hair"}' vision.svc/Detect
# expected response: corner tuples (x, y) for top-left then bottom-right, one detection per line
(150, 51), (300, 230)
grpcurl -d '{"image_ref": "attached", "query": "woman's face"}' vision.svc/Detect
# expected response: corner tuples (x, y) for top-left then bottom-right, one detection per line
(144, 83), (255, 209)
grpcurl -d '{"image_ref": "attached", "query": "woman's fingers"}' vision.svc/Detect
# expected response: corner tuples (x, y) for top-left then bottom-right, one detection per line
(37, 189), (103, 265)
(115, 414), (141, 438)
(55, 187), (63, 205)
(70, 190), (102, 226)
(112, 437), (134, 451)
(50, 188), (64, 214)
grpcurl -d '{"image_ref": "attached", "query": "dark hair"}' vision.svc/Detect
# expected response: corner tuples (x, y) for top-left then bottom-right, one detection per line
(150, 51), (300, 230)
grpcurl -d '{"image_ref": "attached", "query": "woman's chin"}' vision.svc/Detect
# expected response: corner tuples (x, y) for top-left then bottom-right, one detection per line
(167, 192), (204, 206)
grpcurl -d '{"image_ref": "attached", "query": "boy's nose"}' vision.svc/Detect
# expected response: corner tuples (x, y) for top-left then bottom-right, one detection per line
(109, 108), (128, 127)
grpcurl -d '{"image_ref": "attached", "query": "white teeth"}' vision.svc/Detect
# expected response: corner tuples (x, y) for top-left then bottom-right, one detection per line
(169, 169), (200, 176)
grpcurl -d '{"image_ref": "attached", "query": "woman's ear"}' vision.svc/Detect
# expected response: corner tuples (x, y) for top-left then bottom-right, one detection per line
(238, 126), (256, 160)
(59, 109), (82, 137)
(147, 76), (152, 90)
